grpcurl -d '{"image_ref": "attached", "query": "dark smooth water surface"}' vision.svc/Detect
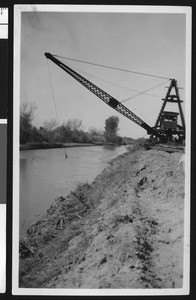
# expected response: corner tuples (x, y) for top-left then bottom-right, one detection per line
(20, 145), (128, 235)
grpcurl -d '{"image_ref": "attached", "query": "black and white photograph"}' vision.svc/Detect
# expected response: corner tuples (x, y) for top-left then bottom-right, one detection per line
(13, 5), (191, 295)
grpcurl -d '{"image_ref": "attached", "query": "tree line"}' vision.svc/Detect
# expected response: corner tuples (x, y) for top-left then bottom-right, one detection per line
(20, 103), (132, 146)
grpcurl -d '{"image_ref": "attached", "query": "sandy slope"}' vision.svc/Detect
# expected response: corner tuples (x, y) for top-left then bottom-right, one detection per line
(19, 148), (185, 289)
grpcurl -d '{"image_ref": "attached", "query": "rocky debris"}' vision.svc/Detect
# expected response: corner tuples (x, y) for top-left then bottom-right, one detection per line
(19, 238), (34, 259)
(19, 148), (185, 289)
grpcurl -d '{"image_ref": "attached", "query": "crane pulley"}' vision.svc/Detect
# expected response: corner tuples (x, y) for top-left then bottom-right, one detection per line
(44, 52), (185, 143)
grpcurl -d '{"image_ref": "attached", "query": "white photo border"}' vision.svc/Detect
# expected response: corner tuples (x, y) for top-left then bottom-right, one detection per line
(13, 4), (191, 296)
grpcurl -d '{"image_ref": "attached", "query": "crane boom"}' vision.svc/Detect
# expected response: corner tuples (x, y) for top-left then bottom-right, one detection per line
(44, 52), (156, 135)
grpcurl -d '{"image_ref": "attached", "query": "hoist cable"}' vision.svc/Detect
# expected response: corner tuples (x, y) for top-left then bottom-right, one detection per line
(46, 59), (59, 123)
(64, 61), (153, 122)
(57, 59), (156, 127)
(46, 59), (68, 159)
(53, 54), (171, 80)
(66, 61), (124, 101)
(65, 61), (161, 99)
(121, 80), (170, 103)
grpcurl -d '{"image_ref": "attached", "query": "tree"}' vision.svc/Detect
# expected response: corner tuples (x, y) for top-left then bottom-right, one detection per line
(88, 127), (106, 143)
(66, 118), (83, 131)
(43, 118), (58, 132)
(43, 118), (58, 142)
(54, 124), (73, 142)
(104, 115), (120, 143)
(64, 118), (83, 142)
(88, 127), (103, 136)
(20, 102), (37, 144)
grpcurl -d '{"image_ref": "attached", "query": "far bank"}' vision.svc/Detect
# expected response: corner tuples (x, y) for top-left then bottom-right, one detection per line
(20, 141), (131, 151)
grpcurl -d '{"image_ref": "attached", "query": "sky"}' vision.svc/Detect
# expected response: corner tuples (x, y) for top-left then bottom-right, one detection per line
(20, 7), (187, 138)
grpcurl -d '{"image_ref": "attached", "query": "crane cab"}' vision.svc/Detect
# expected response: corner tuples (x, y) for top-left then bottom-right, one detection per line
(160, 111), (179, 130)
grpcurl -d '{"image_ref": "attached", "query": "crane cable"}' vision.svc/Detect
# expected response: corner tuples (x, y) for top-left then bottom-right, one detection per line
(63, 60), (151, 125)
(46, 59), (68, 159)
(53, 54), (171, 81)
(52, 57), (158, 129)
(120, 79), (169, 125)
(65, 60), (162, 99)
(121, 79), (170, 103)
(66, 61), (124, 101)
(65, 61), (163, 125)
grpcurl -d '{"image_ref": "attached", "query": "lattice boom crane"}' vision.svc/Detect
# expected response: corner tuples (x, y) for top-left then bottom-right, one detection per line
(44, 52), (185, 143)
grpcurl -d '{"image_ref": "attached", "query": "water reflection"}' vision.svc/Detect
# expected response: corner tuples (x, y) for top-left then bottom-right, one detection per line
(20, 145), (127, 235)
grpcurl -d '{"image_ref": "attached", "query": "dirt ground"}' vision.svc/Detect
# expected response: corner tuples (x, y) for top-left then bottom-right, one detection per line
(19, 147), (185, 289)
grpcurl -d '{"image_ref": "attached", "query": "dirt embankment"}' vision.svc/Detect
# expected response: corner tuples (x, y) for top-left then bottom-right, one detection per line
(19, 148), (185, 289)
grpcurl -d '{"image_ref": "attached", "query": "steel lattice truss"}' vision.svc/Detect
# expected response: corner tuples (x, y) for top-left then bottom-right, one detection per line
(45, 52), (153, 134)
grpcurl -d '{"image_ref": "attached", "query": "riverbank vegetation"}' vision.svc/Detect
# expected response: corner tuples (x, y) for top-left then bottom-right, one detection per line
(20, 103), (134, 149)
